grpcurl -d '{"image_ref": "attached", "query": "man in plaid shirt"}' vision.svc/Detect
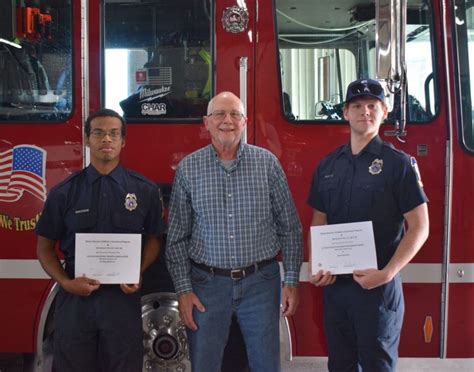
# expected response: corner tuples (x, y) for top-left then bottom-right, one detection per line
(166, 91), (303, 372)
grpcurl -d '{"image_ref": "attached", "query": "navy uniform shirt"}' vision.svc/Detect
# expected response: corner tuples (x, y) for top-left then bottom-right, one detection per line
(307, 136), (428, 269)
(36, 164), (165, 276)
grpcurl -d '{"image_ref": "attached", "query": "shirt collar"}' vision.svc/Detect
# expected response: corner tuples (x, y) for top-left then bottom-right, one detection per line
(86, 164), (126, 185)
(235, 141), (245, 162)
(339, 143), (352, 158)
(362, 135), (383, 156)
(339, 135), (383, 158)
(208, 141), (246, 165)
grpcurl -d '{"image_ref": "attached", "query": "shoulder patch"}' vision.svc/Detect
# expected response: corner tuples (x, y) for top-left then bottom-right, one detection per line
(411, 157), (423, 187)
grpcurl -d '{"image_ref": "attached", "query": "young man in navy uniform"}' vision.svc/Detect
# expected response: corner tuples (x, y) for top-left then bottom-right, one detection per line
(36, 108), (165, 371)
(308, 79), (429, 371)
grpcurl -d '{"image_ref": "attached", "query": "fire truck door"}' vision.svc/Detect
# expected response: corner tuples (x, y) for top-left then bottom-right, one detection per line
(253, 0), (448, 358)
(0, 0), (83, 364)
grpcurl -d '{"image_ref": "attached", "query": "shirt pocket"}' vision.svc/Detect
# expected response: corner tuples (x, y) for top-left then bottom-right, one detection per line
(112, 211), (145, 233)
(240, 184), (271, 221)
(317, 177), (340, 214)
(66, 211), (97, 233)
(353, 181), (385, 213)
(318, 177), (339, 192)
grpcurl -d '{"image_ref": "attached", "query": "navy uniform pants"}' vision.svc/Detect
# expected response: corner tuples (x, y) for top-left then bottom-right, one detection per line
(323, 275), (404, 372)
(53, 285), (143, 372)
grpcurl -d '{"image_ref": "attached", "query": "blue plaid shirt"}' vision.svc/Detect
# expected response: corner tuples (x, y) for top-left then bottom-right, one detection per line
(166, 143), (303, 294)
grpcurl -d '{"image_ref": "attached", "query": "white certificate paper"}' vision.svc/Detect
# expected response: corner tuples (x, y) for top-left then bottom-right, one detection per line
(75, 233), (141, 284)
(311, 221), (378, 275)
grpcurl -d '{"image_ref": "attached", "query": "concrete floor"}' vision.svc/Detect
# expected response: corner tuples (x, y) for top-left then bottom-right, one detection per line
(2, 351), (473, 372)
(282, 357), (474, 371)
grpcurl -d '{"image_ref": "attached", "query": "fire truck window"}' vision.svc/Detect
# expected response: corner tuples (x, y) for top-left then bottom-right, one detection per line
(456, 1), (474, 153)
(103, 0), (212, 121)
(276, 0), (437, 123)
(0, 1), (73, 122)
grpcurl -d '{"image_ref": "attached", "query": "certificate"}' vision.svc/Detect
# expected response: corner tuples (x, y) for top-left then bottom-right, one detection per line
(75, 233), (141, 284)
(310, 221), (377, 275)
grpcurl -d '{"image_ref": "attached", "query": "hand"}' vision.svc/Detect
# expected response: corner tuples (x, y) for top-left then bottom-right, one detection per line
(61, 276), (100, 296)
(309, 270), (336, 287)
(120, 274), (142, 294)
(353, 268), (390, 289)
(281, 286), (299, 317)
(120, 283), (140, 294)
(178, 292), (206, 331)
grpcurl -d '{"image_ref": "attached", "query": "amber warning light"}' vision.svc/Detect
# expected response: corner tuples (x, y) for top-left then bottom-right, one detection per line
(423, 316), (433, 343)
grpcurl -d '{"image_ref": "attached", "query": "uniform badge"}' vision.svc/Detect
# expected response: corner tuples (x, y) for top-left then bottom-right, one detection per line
(411, 157), (424, 187)
(368, 159), (383, 175)
(124, 193), (138, 211)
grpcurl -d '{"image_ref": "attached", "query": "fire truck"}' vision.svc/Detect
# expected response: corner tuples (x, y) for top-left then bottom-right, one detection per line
(0, 0), (473, 370)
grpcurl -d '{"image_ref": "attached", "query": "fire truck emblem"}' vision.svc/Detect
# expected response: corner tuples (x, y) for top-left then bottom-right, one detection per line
(222, 6), (249, 33)
(124, 193), (138, 211)
(368, 159), (383, 175)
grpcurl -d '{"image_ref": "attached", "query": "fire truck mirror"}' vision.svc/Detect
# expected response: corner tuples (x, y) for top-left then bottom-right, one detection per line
(375, 0), (407, 85)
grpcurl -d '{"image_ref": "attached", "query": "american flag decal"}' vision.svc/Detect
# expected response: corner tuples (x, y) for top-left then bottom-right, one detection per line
(147, 67), (172, 86)
(0, 145), (47, 202)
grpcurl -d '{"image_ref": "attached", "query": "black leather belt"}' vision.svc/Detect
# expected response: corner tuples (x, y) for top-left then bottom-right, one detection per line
(191, 257), (276, 280)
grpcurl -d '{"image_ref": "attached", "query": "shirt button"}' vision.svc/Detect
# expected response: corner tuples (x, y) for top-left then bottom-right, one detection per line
(228, 193), (232, 197)
(229, 235), (234, 239)
(103, 193), (107, 197)
(228, 214), (233, 218)
(227, 173), (231, 177)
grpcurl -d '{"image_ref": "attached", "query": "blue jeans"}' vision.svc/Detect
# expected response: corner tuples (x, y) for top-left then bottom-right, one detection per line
(187, 260), (281, 372)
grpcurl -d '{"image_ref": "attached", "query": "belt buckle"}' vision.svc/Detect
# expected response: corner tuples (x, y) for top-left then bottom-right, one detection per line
(231, 269), (245, 280)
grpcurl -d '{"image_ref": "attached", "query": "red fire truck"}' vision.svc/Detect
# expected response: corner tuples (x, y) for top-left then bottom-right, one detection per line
(0, 0), (473, 370)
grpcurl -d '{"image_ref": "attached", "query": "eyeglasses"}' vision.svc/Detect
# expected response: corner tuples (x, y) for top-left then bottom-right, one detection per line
(349, 83), (384, 96)
(90, 129), (122, 139)
(208, 110), (245, 121)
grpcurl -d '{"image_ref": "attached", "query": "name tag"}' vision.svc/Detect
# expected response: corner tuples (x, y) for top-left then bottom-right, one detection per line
(75, 209), (90, 214)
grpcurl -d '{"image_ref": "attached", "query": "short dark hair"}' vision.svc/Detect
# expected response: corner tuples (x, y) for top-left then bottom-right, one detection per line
(85, 108), (126, 137)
